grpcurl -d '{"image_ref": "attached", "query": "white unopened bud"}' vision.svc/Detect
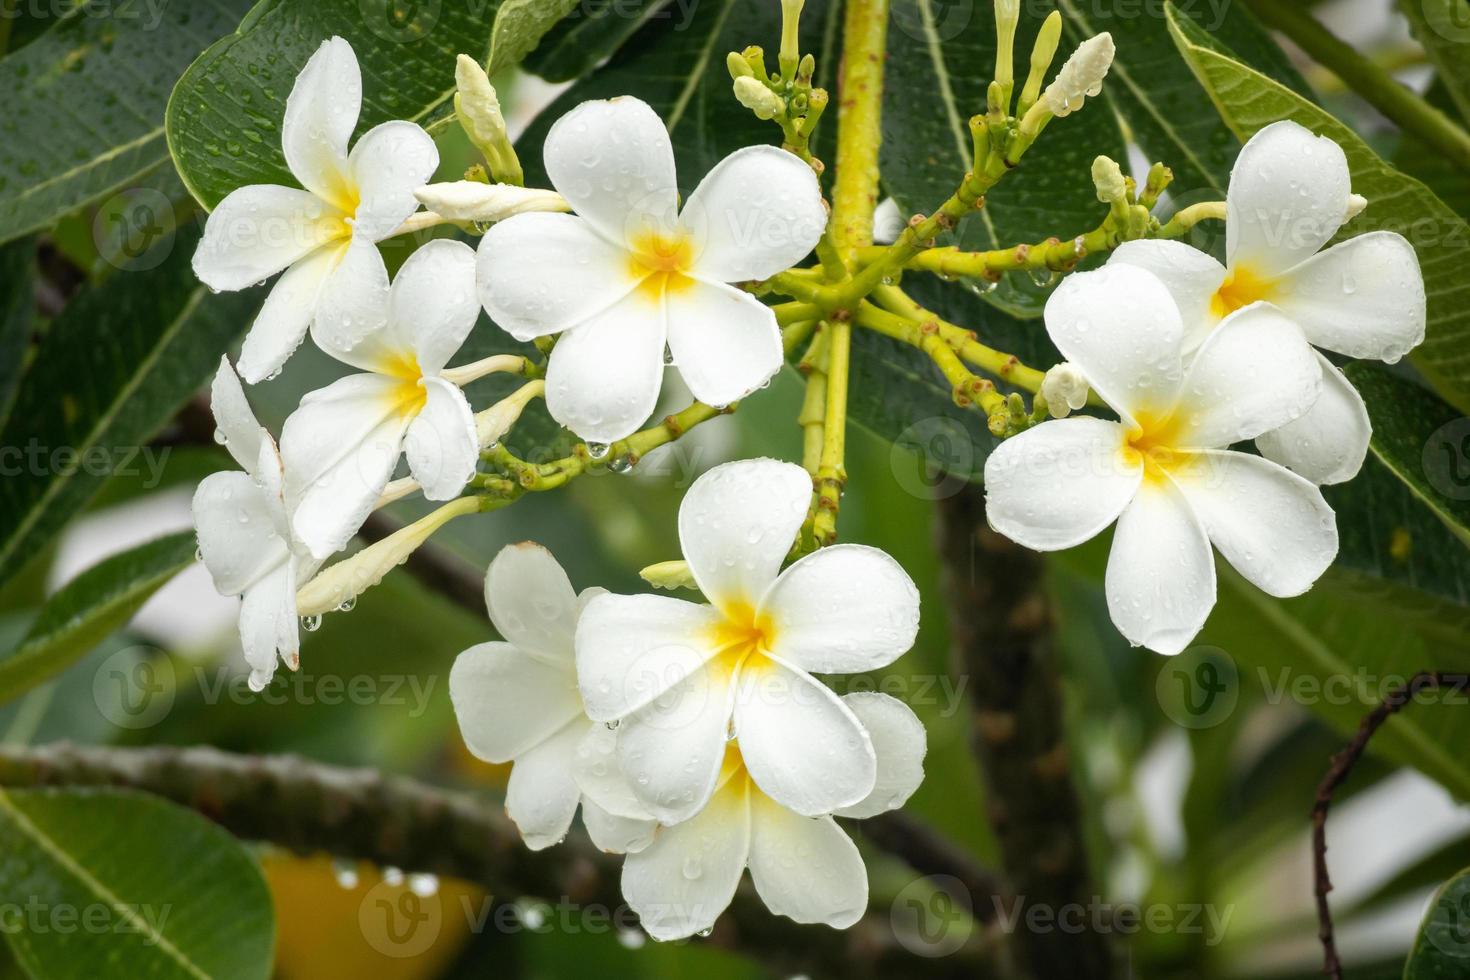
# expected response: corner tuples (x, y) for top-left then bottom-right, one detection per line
(476, 381), (545, 448)
(640, 560), (698, 591)
(414, 182), (569, 223)
(1091, 156), (1127, 204)
(1344, 193), (1368, 221)
(455, 55), (507, 146)
(296, 497), (481, 617)
(1042, 33), (1114, 118)
(1041, 362), (1090, 418)
(733, 76), (785, 120)
(872, 197), (904, 245)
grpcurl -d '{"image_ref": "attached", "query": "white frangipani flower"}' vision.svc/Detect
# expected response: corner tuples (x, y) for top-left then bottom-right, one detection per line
(192, 37), (439, 383)
(192, 358), (322, 691)
(984, 265), (1339, 656)
(574, 458), (921, 826)
(478, 97), (827, 443)
(1110, 120), (1426, 484)
(449, 543), (658, 853)
(603, 693), (926, 941)
(280, 240), (481, 560)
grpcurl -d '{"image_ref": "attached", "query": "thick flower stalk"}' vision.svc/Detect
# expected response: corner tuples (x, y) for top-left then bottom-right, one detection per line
(192, 37), (438, 383)
(1111, 120), (1425, 484)
(478, 97), (827, 443)
(984, 264), (1340, 655)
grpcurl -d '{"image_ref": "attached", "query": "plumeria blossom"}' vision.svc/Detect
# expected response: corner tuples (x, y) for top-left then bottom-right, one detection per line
(1111, 120), (1425, 484)
(574, 458), (922, 828)
(450, 544), (658, 853)
(478, 97), (827, 443)
(192, 37), (439, 383)
(588, 693), (926, 941)
(984, 265), (1339, 655)
(280, 240), (481, 560)
(192, 358), (322, 691)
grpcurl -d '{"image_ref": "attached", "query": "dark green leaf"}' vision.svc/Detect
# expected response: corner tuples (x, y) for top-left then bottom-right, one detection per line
(1166, 5), (1470, 415)
(1404, 866), (1470, 978)
(1394, 83), (1470, 221)
(0, 788), (275, 980)
(0, 224), (259, 593)
(881, 0), (1127, 318)
(522, 0), (675, 82)
(0, 533), (196, 705)
(1397, 0), (1470, 126)
(0, 0), (253, 244)
(486, 0), (581, 74)
(0, 237), (34, 432)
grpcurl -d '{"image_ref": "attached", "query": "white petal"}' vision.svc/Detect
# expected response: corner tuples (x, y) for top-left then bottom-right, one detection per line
(572, 723), (654, 821)
(664, 281), (782, 409)
(544, 291), (666, 444)
(1172, 450), (1338, 598)
(581, 798), (657, 855)
(1044, 264), (1184, 422)
(252, 438), (292, 543)
(281, 374), (412, 559)
(506, 719), (585, 850)
(1273, 231), (1426, 362)
(542, 97), (678, 248)
(405, 378), (477, 501)
(209, 357), (264, 473)
(1108, 239), (1226, 352)
(449, 641), (582, 763)
(193, 186), (346, 292)
(574, 592), (724, 721)
(681, 146), (825, 283)
(983, 417), (1142, 550)
(476, 213), (638, 342)
(311, 235), (391, 362)
(677, 458), (811, 615)
(1105, 478), (1216, 656)
(485, 542), (580, 663)
(1173, 303), (1321, 449)
(237, 244), (341, 384)
(1227, 120), (1351, 276)
(347, 120), (439, 240)
(237, 560), (300, 689)
(759, 545), (920, 674)
(733, 657), (876, 816)
(617, 665), (736, 824)
(622, 777), (750, 941)
(390, 239), (479, 374)
(282, 37), (359, 211)
(1256, 354), (1370, 485)
(835, 692), (927, 819)
(193, 472), (290, 596)
(747, 802), (867, 929)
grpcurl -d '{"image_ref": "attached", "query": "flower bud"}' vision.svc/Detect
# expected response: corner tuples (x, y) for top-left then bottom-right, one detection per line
(733, 76), (785, 120)
(1020, 11), (1063, 112)
(476, 381), (545, 448)
(640, 560), (698, 591)
(1042, 33), (1115, 118)
(455, 54), (522, 183)
(780, 0), (805, 77)
(1041, 362), (1090, 418)
(727, 51), (754, 79)
(994, 0), (1020, 91)
(415, 181), (569, 223)
(1091, 156), (1127, 205)
(1345, 193), (1368, 221)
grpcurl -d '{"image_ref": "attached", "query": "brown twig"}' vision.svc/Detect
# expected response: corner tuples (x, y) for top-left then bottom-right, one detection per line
(1311, 671), (1469, 979)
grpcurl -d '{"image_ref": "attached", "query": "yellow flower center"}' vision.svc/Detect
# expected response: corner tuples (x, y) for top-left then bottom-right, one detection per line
(705, 599), (779, 677)
(1120, 410), (1188, 482)
(1210, 263), (1278, 320)
(378, 351), (428, 417)
(627, 230), (697, 302)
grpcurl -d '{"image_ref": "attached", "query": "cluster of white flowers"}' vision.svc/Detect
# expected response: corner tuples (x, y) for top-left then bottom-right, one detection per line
(449, 459), (926, 939)
(985, 120), (1426, 654)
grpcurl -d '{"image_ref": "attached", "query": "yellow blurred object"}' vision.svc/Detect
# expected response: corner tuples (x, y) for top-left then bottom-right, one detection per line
(264, 853), (486, 980)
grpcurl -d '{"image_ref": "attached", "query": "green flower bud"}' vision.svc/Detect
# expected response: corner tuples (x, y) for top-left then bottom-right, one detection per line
(1091, 155), (1127, 204)
(733, 76), (785, 120)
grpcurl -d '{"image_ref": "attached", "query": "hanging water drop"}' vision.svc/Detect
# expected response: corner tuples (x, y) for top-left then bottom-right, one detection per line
(300, 614), (322, 633)
(587, 442), (611, 460)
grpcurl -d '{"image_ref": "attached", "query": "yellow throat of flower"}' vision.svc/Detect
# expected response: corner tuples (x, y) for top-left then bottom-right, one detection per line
(379, 351), (428, 417)
(706, 599), (779, 678)
(1120, 410), (1188, 482)
(627, 230), (696, 301)
(1210, 263), (1278, 320)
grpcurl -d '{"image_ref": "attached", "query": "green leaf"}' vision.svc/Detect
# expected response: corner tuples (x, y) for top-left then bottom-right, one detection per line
(0, 224), (259, 594)
(0, 787), (275, 980)
(166, 0), (571, 211)
(1165, 6), (1470, 415)
(0, 533), (196, 705)
(522, 0), (674, 82)
(0, 237), (34, 433)
(1055, 0), (1306, 198)
(1404, 866), (1470, 978)
(0, 0), (254, 245)
(1397, 0), (1470, 126)
(881, 0), (1126, 318)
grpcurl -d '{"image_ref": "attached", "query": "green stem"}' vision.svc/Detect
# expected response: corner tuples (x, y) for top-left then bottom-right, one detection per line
(1244, 0), (1470, 172)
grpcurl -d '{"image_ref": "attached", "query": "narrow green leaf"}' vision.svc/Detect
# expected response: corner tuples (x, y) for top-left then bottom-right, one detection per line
(0, 533), (196, 704)
(0, 237), (34, 432)
(486, 0), (580, 74)
(880, 0), (1126, 319)
(1404, 866), (1470, 977)
(1397, 0), (1470, 126)
(0, 0), (254, 245)
(0, 225), (259, 593)
(0, 788), (275, 980)
(1166, 5), (1470, 416)
(522, 0), (676, 82)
